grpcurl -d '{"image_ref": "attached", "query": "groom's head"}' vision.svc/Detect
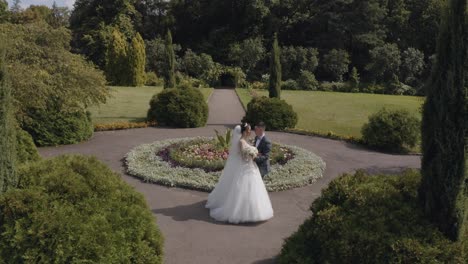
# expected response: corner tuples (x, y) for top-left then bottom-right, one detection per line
(254, 121), (266, 137)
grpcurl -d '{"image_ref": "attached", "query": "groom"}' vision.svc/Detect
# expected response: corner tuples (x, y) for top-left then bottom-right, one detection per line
(253, 121), (272, 178)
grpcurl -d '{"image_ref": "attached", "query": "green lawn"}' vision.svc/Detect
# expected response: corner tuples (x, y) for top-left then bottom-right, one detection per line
(89, 86), (213, 124)
(236, 89), (424, 138)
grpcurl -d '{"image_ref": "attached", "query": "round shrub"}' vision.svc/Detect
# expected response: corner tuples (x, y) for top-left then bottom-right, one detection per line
(281, 79), (299, 90)
(361, 108), (420, 152)
(242, 96), (297, 130)
(22, 108), (94, 147)
(0, 155), (164, 263)
(147, 86), (208, 128)
(145, 72), (164, 86)
(297, 70), (319, 90)
(16, 129), (40, 164)
(278, 170), (466, 264)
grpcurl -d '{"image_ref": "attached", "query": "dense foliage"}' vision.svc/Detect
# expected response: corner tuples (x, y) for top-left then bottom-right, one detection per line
(0, 47), (16, 194)
(279, 171), (466, 264)
(243, 96), (297, 131)
(0, 23), (108, 145)
(22, 106), (94, 146)
(361, 108), (420, 152)
(16, 129), (40, 164)
(0, 155), (164, 263)
(419, 0), (468, 241)
(147, 86), (208, 128)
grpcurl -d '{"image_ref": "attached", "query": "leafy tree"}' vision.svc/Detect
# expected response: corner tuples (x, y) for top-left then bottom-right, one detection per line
(10, 0), (21, 13)
(350, 67), (360, 88)
(366, 43), (401, 82)
(47, 1), (70, 28)
(401, 47), (425, 86)
(323, 49), (350, 82)
(0, 23), (109, 142)
(0, 47), (17, 194)
(229, 37), (266, 76)
(269, 34), (281, 98)
(70, 0), (139, 68)
(0, 0), (8, 22)
(280, 46), (319, 80)
(182, 49), (214, 79)
(145, 37), (181, 78)
(165, 30), (176, 88)
(134, 0), (173, 40)
(105, 28), (129, 85)
(129, 33), (146, 86)
(419, 0), (467, 241)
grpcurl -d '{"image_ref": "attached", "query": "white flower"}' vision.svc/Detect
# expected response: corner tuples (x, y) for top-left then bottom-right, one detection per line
(125, 137), (326, 192)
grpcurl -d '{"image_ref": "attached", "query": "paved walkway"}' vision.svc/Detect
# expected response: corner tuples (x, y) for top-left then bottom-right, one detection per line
(39, 89), (421, 264)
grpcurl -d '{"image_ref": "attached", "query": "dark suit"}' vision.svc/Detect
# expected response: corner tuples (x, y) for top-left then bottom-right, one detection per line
(254, 135), (272, 177)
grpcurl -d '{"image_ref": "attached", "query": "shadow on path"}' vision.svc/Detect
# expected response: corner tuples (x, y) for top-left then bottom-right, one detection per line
(152, 200), (268, 227)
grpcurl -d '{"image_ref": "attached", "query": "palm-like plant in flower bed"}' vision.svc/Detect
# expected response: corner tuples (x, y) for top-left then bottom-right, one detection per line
(158, 138), (294, 172)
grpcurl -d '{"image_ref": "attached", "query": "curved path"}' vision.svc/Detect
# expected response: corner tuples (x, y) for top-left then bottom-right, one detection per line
(39, 88), (420, 264)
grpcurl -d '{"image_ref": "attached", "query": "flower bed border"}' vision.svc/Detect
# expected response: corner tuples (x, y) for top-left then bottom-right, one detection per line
(125, 137), (326, 192)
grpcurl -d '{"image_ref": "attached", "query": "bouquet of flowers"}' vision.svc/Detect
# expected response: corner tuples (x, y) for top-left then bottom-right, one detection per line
(242, 146), (258, 160)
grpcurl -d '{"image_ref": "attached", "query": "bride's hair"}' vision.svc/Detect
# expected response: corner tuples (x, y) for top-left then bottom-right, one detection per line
(241, 122), (251, 134)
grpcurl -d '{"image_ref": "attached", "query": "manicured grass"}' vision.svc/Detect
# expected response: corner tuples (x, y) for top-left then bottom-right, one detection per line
(89, 86), (213, 124)
(236, 88), (424, 138)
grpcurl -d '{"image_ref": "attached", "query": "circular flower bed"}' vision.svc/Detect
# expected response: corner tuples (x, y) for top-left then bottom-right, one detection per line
(160, 138), (294, 172)
(125, 137), (326, 192)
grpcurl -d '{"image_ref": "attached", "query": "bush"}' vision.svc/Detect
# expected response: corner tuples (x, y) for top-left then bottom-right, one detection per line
(16, 129), (40, 164)
(361, 108), (420, 152)
(360, 83), (386, 94)
(279, 170), (466, 264)
(319, 82), (348, 92)
(0, 155), (164, 263)
(145, 72), (164, 86)
(297, 70), (319, 91)
(281, 79), (299, 90)
(22, 107), (94, 147)
(147, 86), (208, 128)
(242, 96), (297, 130)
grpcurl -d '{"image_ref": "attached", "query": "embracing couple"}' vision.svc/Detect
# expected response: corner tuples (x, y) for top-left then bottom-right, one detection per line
(205, 122), (274, 224)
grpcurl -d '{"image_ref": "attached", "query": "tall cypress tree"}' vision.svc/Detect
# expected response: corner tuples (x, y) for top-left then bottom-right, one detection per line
(165, 30), (176, 89)
(419, 0), (467, 241)
(105, 29), (129, 86)
(269, 33), (281, 98)
(0, 48), (17, 194)
(129, 33), (146, 87)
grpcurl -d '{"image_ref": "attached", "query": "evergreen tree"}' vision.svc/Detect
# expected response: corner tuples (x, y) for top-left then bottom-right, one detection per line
(165, 30), (176, 89)
(105, 29), (129, 85)
(269, 34), (281, 99)
(0, 48), (17, 194)
(129, 33), (146, 86)
(419, 0), (467, 241)
(350, 67), (360, 88)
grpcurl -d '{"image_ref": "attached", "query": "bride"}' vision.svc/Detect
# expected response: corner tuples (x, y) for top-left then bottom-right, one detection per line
(205, 123), (274, 224)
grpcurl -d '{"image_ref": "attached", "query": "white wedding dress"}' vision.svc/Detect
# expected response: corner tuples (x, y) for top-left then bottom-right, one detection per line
(205, 125), (274, 224)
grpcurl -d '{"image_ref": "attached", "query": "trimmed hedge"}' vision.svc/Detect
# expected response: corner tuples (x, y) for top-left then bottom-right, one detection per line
(279, 170), (466, 264)
(242, 96), (297, 130)
(362, 108), (420, 152)
(147, 86), (208, 128)
(0, 155), (164, 263)
(16, 129), (40, 164)
(22, 108), (94, 146)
